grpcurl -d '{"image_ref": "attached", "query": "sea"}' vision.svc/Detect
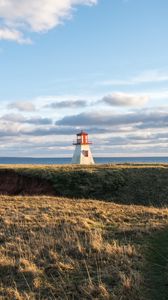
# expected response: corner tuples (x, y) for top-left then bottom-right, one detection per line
(0, 157), (167, 165)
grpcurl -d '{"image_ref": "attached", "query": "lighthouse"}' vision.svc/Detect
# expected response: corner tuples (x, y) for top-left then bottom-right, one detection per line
(71, 131), (95, 165)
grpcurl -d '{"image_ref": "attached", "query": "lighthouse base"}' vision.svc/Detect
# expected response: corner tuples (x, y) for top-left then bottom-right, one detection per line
(71, 144), (95, 165)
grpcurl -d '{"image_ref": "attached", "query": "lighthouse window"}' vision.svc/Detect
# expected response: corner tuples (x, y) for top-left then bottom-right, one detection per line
(82, 150), (88, 157)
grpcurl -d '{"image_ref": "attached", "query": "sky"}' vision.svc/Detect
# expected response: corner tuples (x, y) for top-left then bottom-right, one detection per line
(0, 0), (168, 157)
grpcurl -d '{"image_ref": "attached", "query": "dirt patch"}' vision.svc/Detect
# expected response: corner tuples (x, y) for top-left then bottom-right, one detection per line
(0, 170), (55, 195)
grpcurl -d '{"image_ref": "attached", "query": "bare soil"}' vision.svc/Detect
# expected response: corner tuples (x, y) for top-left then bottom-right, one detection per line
(0, 169), (55, 195)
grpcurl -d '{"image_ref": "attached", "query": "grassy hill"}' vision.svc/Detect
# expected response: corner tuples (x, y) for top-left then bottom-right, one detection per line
(1, 196), (168, 299)
(0, 164), (167, 206)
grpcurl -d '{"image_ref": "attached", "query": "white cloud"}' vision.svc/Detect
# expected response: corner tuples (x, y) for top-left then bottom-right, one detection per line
(101, 70), (168, 86)
(102, 93), (149, 106)
(0, 28), (31, 44)
(1, 113), (52, 125)
(1, 113), (25, 123)
(46, 99), (88, 109)
(0, 0), (97, 43)
(8, 101), (36, 112)
(133, 70), (168, 84)
(0, 103), (167, 156)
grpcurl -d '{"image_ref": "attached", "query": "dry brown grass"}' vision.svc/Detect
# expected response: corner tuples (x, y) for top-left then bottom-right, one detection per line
(0, 196), (168, 299)
(0, 163), (168, 171)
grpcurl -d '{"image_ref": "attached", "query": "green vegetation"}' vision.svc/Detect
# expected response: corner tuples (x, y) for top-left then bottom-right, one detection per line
(0, 164), (167, 206)
(144, 227), (168, 300)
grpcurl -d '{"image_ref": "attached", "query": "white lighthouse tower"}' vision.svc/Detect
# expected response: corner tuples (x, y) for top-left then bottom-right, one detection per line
(71, 131), (95, 165)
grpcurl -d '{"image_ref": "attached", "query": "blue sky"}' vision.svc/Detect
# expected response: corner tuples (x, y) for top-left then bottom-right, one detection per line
(0, 0), (167, 157)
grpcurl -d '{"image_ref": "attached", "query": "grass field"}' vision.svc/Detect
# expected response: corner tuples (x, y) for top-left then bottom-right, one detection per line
(1, 196), (168, 299)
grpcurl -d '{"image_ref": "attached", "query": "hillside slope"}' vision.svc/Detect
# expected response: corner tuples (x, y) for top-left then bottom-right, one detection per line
(0, 164), (167, 206)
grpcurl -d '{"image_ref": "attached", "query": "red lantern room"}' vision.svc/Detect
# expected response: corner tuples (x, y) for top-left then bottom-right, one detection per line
(73, 131), (92, 145)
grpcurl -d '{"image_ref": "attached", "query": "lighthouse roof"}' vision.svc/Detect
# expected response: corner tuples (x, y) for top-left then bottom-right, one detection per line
(77, 130), (88, 136)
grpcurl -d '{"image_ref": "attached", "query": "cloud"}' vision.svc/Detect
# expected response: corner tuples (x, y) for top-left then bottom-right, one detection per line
(1, 97), (168, 156)
(0, 0), (97, 43)
(43, 93), (149, 110)
(46, 100), (87, 109)
(1, 113), (26, 123)
(0, 123), (79, 137)
(26, 117), (53, 125)
(25, 126), (113, 136)
(8, 101), (36, 112)
(101, 93), (149, 106)
(101, 70), (168, 86)
(0, 28), (31, 44)
(1, 113), (52, 125)
(134, 70), (168, 84)
(56, 108), (168, 129)
(22, 126), (75, 136)
(0, 107), (167, 156)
